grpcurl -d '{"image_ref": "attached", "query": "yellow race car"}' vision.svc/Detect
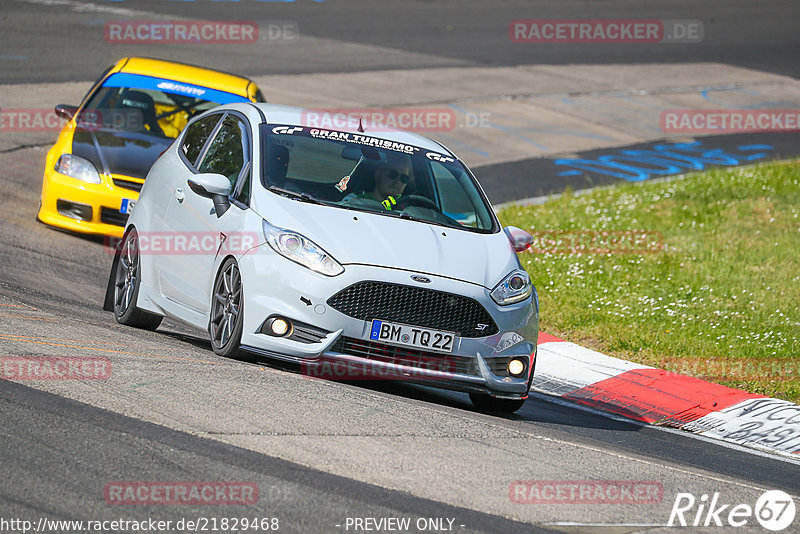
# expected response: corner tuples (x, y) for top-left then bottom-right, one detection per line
(38, 57), (264, 237)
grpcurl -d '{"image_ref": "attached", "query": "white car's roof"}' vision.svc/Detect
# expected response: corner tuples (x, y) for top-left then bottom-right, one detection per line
(225, 103), (452, 155)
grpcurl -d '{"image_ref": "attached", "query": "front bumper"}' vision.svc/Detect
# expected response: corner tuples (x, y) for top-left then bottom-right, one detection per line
(38, 166), (142, 238)
(238, 245), (539, 398)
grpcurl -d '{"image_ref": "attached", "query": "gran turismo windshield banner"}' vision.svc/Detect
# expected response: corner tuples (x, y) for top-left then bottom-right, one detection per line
(102, 73), (248, 105)
(269, 124), (455, 161)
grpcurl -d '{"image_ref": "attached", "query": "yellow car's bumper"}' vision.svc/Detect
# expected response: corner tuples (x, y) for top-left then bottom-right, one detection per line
(38, 166), (142, 239)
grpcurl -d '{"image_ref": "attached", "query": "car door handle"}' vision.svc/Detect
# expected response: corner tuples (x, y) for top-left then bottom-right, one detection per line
(175, 188), (184, 203)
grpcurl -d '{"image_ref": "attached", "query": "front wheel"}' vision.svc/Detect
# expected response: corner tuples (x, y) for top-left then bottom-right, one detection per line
(469, 393), (526, 414)
(209, 258), (244, 358)
(113, 229), (162, 330)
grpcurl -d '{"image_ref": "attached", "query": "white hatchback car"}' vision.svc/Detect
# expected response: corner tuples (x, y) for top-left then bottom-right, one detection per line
(104, 103), (539, 412)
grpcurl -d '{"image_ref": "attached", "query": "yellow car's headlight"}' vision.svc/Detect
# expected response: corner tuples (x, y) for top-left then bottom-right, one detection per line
(55, 154), (101, 184)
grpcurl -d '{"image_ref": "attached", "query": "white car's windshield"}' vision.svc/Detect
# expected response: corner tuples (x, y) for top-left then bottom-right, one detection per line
(261, 125), (497, 232)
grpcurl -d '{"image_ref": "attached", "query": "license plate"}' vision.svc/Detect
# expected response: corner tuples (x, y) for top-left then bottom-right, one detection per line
(369, 319), (455, 353)
(120, 199), (136, 214)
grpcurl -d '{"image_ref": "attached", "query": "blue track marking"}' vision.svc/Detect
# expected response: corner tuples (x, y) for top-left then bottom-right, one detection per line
(554, 140), (774, 182)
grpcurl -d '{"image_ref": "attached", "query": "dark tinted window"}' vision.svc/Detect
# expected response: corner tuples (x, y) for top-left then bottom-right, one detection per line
(181, 115), (221, 166)
(198, 115), (247, 188)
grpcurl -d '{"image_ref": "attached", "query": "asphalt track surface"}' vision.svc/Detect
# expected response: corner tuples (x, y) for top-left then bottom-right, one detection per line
(3, 0), (800, 82)
(1, 1), (800, 532)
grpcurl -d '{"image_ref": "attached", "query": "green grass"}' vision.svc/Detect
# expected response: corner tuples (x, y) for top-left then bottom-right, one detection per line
(498, 161), (800, 403)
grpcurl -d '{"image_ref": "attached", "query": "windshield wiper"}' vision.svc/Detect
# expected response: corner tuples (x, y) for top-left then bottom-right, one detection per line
(381, 210), (415, 220)
(268, 186), (326, 205)
(380, 210), (440, 225)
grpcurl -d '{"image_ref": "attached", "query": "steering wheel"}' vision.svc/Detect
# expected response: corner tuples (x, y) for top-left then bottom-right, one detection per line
(396, 195), (439, 211)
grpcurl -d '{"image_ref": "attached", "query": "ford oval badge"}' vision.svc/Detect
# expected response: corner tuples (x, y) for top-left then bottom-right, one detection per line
(411, 275), (431, 283)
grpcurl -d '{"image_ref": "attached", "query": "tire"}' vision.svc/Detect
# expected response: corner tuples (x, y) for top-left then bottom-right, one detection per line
(113, 229), (162, 330)
(469, 393), (526, 414)
(209, 258), (244, 358)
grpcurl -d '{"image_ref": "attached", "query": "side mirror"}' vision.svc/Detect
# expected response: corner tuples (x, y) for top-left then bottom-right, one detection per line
(504, 226), (533, 252)
(187, 173), (232, 217)
(54, 104), (78, 121)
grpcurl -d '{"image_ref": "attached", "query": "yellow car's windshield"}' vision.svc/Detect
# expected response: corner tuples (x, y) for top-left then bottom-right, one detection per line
(80, 72), (250, 139)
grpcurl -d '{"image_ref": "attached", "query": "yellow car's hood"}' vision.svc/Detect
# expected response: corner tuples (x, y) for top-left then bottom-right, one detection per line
(71, 125), (172, 180)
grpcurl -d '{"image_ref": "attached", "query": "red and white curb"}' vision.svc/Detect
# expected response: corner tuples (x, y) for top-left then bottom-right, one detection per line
(533, 333), (800, 459)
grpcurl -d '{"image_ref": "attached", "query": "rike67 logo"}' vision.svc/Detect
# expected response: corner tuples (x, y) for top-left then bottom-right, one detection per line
(669, 490), (796, 531)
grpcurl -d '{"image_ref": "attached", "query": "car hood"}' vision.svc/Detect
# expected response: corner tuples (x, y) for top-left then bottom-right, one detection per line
(71, 126), (173, 180)
(260, 199), (519, 289)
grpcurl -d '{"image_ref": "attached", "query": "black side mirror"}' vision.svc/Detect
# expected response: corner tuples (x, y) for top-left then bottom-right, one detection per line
(54, 104), (78, 121)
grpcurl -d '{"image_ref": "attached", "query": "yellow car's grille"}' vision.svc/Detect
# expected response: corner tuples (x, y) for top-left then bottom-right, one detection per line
(112, 177), (144, 192)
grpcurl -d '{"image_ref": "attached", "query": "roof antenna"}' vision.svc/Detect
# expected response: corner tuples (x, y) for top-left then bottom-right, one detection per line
(357, 117), (365, 132)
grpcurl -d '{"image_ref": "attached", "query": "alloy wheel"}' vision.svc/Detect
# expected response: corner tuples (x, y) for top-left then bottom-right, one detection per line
(211, 261), (242, 348)
(114, 232), (139, 317)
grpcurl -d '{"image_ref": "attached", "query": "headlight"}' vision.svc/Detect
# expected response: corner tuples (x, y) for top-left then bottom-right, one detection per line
(55, 154), (101, 184)
(491, 270), (532, 305)
(262, 220), (344, 276)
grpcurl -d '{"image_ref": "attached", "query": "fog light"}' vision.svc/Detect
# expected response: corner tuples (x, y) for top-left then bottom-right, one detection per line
(508, 359), (525, 376)
(271, 318), (289, 335)
(267, 317), (291, 336)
